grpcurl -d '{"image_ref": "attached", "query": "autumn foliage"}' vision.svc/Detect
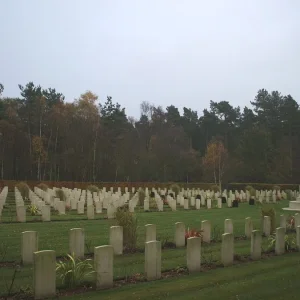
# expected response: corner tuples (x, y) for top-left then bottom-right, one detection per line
(202, 140), (228, 190)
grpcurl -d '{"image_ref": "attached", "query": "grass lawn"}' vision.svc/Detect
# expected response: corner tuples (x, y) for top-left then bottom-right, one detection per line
(0, 191), (298, 298)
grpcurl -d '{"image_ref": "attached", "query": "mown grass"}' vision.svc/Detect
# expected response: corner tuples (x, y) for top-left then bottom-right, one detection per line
(0, 191), (297, 298)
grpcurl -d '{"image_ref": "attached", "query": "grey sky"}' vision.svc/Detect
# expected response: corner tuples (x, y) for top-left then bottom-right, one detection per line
(1, 0), (299, 118)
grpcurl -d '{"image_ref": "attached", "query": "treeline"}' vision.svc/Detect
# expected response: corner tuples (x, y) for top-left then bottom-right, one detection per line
(0, 82), (299, 183)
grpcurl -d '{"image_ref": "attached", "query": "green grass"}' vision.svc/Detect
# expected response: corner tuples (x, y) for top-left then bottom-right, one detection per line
(0, 191), (298, 298)
(59, 253), (300, 300)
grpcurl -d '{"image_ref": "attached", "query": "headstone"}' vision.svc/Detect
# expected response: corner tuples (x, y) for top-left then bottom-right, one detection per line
(263, 216), (271, 237)
(16, 206), (26, 222)
(95, 201), (102, 213)
(87, 205), (95, 220)
(207, 199), (212, 209)
(41, 205), (51, 222)
(69, 228), (85, 259)
(145, 241), (161, 281)
(175, 222), (185, 247)
(280, 215), (286, 232)
(217, 198), (222, 208)
(201, 220), (211, 243)
(195, 199), (200, 210)
(224, 219), (233, 234)
(109, 226), (123, 255)
(245, 217), (253, 238)
(145, 224), (156, 242)
(184, 198), (189, 210)
(77, 201), (84, 214)
(94, 245), (114, 289)
(22, 231), (38, 264)
(275, 227), (285, 255)
(33, 250), (56, 299)
(187, 237), (201, 272)
(296, 225), (300, 251)
(251, 230), (261, 260)
(221, 233), (234, 266)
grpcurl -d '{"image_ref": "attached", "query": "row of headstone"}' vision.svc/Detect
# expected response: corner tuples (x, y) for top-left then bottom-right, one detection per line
(0, 186), (8, 220)
(27, 224), (300, 299)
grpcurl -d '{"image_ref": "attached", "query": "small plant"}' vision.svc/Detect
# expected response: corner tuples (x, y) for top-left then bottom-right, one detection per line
(210, 184), (220, 192)
(149, 197), (157, 210)
(56, 253), (94, 288)
(27, 204), (40, 216)
(169, 184), (181, 196)
(16, 182), (30, 200)
(56, 188), (66, 202)
(157, 235), (176, 249)
(267, 234), (296, 252)
(37, 183), (49, 191)
(65, 204), (71, 211)
(115, 206), (138, 251)
(86, 185), (99, 194)
(261, 206), (276, 233)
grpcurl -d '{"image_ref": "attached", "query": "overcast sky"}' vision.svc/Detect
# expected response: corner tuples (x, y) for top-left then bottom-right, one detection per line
(1, 0), (299, 118)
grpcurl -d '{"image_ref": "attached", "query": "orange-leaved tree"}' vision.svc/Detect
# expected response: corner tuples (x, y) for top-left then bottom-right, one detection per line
(202, 139), (228, 191)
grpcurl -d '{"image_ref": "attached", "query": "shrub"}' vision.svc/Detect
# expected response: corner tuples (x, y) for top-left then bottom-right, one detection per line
(86, 185), (99, 194)
(170, 184), (181, 196)
(210, 184), (220, 192)
(115, 206), (138, 251)
(37, 183), (49, 191)
(16, 182), (30, 200)
(56, 253), (94, 288)
(149, 197), (157, 209)
(138, 188), (145, 206)
(56, 188), (66, 202)
(285, 190), (294, 200)
(261, 206), (276, 233)
(245, 185), (253, 191)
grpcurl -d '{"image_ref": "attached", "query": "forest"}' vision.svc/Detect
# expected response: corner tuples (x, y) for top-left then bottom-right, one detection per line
(0, 82), (299, 184)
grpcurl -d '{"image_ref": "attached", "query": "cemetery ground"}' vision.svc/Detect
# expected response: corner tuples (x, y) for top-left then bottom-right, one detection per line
(1, 190), (299, 299)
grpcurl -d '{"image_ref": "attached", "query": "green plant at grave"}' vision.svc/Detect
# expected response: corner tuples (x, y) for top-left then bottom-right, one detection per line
(86, 185), (99, 194)
(37, 183), (49, 191)
(261, 205), (276, 233)
(245, 185), (254, 191)
(170, 183), (181, 196)
(56, 188), (66, 202)
(267, 234), (296, 252)
(210, 184), (220, 192)
(115, 206), (138, 251)
(15, 182), (30, 200)
(157, 234), (176, 249)
(56, 253), (94, 288)
(138, 188), (145, 206)
(27, 204), (39, 216)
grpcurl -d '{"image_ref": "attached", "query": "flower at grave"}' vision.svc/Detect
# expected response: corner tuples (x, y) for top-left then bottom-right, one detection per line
(65, 204), (71, 211)
(185, 228), (203, 241)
